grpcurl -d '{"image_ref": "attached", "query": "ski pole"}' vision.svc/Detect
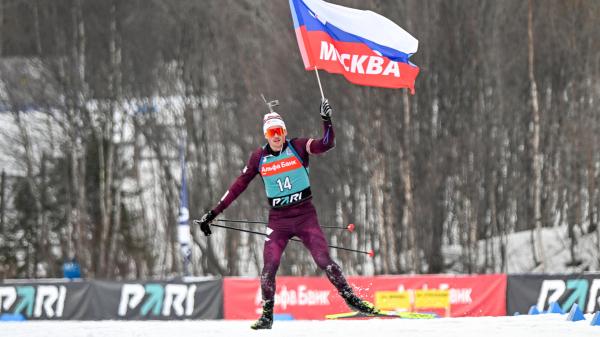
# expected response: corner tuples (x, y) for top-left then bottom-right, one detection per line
(195, 220), (374, 257)
(217, 218), (356, 233)
(322, 224), (355, 232)
(217, 219), (267, 225)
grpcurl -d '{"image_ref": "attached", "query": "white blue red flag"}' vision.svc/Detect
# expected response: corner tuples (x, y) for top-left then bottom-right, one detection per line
(289, 0), (420, 93)
(178, 141), (192, 276)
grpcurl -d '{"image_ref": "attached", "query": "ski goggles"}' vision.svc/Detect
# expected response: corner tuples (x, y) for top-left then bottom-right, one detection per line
(265, 127), (285, 138)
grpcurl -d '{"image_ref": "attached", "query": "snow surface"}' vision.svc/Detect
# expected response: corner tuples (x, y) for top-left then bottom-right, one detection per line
(1, 314), (599, 337)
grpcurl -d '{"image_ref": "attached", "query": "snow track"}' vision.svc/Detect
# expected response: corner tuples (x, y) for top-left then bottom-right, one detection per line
(1, 314), (598, 337)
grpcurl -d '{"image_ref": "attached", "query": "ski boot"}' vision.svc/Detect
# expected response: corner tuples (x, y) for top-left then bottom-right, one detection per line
(341, 289), (380, 315)
(250, 299), (274, 330)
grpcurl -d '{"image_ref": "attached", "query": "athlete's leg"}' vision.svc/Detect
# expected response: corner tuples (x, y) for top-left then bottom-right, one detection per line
(260, 227), (292, 301)
(295, 210), (350, 292)
(296, 208), (379, 314)
(252, 226), (292, 330)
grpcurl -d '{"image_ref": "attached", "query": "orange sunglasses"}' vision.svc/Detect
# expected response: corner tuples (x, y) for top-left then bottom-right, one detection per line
(265, 127), (285, 138)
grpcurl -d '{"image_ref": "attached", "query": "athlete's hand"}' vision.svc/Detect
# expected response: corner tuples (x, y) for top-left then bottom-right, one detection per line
(198, 210), (216, 236)
(320, 98), (332, 121)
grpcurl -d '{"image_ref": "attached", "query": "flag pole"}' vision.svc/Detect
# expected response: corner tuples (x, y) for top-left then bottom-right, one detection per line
(314, 68), (325, 100)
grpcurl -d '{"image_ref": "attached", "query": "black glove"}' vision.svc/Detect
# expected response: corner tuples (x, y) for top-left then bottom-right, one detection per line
(320, 98), (332, 121)
(198, 210), (216, 236)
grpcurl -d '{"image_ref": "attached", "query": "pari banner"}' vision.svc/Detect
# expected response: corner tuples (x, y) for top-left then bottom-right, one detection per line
(507, 273), (600, 315)
(0, 279), (223, 320)
(0, 281), (90, 320)
(224, 274), (506, 319)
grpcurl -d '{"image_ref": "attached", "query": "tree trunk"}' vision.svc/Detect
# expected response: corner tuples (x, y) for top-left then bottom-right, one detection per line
(587, 145), (597, 234)
(65, 0), (90, 276)
(528, 0), (545, 271)
(0, 0), (3, 57)
(132, 119), (151, 276)
(401, 89), (418, 273)
(102, 0), (122, 278)
(13, 110), (44, 276)
(1, 170), (5, 237)
(371, 102), (390, 274)
(489, 171), (499, 272)
(39, 154), (51, 275)
(32, 0), (42, 55)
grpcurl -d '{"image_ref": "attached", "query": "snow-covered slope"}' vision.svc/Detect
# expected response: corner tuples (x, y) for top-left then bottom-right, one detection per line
(443, 225), (599, 274)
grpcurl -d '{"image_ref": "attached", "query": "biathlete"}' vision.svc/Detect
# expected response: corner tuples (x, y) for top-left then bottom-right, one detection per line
(197, 99), (378, 329)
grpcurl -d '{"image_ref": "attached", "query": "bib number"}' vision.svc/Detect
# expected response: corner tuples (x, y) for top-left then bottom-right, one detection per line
(276, 177), (292, 192)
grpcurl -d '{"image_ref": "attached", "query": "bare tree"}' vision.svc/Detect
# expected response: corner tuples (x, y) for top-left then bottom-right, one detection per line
(528, 0), (545, 270)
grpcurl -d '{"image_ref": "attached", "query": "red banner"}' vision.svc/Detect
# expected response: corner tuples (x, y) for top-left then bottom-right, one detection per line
(224, 274), (506, 320)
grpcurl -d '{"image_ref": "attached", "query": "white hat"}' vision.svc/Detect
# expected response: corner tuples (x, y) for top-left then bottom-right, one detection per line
(263, 112), (286, 135)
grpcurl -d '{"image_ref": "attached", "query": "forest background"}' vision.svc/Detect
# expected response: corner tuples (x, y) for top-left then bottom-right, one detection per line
(0, 0), (599, 280)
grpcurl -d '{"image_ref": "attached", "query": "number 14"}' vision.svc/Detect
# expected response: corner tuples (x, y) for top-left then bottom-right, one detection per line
(276, 177), (292, 191)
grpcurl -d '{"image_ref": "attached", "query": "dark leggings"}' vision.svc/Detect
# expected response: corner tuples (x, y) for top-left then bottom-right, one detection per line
(260, 203), (350, 301)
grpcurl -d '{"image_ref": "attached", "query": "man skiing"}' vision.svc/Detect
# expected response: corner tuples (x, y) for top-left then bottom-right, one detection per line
(197, 99), (378, 329)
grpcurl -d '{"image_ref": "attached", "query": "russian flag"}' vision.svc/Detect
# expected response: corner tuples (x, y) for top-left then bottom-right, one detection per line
(289, 0), (420, 93)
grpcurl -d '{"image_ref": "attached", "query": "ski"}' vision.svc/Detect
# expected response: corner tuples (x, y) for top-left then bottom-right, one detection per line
(325, 310), (438, 320)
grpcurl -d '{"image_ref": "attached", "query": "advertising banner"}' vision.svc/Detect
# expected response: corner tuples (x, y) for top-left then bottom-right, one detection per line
(224, 274), (506, 319)
(507, 273), (600, 315)
(0, 281), (90, 320)
(0, 279), (223, 320)
(93, 279), (223, 320)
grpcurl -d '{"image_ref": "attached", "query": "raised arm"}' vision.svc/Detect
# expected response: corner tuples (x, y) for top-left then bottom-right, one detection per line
(307, 98), (335, 155)
(305, 119), (335, 155)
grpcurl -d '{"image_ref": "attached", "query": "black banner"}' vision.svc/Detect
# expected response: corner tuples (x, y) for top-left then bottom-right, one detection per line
(0, 278), (223, 320)
(507, 273), (600, 315)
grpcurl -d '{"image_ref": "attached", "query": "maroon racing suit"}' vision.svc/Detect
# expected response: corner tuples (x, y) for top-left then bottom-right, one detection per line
(211, 120), (352, 302)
